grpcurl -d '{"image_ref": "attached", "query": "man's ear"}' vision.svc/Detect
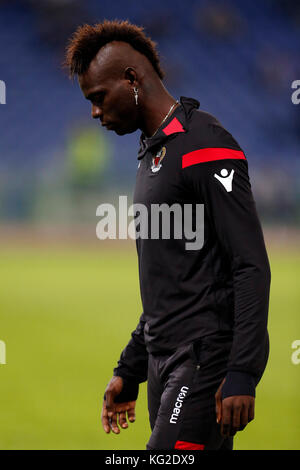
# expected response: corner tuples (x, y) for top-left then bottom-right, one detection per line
(124, 66), (138, 85)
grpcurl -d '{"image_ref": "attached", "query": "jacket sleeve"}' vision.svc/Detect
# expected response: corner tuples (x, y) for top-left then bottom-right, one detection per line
(182, 124), (271, 398)
(112, 313), (149, 402)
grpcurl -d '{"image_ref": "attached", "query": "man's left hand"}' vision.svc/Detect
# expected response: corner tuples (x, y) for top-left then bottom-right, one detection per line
(215, 379), (255, 437)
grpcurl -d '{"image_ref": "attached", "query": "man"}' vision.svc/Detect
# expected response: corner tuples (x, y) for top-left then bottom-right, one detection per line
(65, 20), (271, 450)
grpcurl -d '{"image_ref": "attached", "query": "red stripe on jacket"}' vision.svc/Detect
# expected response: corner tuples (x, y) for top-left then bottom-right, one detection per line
(182, 147), (246, 168)
(162, 117), (185, 136)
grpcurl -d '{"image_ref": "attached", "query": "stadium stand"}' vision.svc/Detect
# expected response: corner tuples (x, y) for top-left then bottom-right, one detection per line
(0, 0), (299, 221)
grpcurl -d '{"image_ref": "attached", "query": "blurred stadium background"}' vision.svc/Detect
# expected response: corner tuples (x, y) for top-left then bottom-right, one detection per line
(0, 0), (299, 450)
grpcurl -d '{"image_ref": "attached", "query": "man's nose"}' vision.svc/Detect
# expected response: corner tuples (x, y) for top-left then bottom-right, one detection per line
(92, 104), (103, 119)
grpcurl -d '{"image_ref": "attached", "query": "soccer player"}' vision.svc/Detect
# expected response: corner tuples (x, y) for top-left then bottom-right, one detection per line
(65, 20), (271, 450)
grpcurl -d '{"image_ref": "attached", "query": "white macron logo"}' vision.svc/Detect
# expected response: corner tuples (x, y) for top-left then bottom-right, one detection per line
(169, 385), (189, 424)
(214, 168), (234, 192)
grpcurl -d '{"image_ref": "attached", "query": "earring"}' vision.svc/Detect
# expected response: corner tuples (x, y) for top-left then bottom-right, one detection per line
(133, 87), (139, 106)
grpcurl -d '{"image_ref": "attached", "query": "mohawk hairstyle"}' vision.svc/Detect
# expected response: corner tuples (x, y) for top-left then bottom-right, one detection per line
(65, 19), (165, 80)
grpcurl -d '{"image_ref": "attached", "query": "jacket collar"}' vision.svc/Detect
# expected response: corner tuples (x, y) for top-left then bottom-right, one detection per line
(137, 96), (200, 160)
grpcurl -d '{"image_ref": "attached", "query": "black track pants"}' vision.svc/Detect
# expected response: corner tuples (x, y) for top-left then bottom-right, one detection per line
(146, 335), (234, 450)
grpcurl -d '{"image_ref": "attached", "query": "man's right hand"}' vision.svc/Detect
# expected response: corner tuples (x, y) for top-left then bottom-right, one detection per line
(101, 376), (137, 434)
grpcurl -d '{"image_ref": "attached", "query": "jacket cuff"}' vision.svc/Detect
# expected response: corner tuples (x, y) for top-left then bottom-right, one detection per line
(103, 374), (139, 403)
(222, 371), (256, 399)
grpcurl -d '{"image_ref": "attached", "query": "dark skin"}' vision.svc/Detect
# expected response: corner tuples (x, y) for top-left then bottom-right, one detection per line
(78, 40), (255, 439)
(78, 41), (178, 138)
(101, 376), (136, 434)
(215, 379), (255, 437)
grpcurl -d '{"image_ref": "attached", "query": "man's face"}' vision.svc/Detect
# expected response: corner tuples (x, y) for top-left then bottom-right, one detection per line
(79, 52), (140, 136)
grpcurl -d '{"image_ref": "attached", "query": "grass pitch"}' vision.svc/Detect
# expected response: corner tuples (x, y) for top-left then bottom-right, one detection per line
(0, 243), (299, 449)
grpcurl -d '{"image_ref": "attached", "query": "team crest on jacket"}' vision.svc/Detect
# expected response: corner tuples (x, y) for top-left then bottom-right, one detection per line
(151, 146), (166, 173)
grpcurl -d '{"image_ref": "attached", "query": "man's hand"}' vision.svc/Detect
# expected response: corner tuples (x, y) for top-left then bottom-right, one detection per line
(101, 376), (136, 434)
(215, 378), (255, 437)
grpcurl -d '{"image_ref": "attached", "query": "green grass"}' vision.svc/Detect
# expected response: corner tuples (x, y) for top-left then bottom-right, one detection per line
(0, 244), (299, 449)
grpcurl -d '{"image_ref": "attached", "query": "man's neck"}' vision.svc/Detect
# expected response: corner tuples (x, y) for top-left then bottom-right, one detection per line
(139, 88), (179, 138)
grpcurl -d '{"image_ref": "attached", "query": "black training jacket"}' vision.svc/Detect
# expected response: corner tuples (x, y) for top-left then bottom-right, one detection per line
(113, 96), (271, 400)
